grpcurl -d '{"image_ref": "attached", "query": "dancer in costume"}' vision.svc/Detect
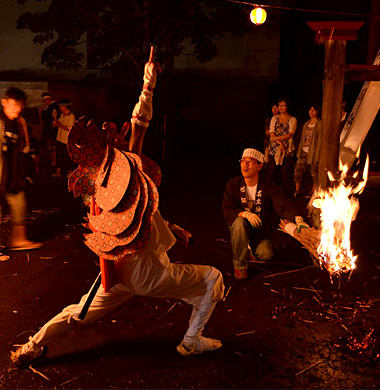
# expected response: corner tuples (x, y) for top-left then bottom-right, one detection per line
(11, 51), (224, 367)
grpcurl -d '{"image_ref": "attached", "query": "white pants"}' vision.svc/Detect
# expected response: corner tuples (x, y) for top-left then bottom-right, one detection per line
(1, 191), (27, 225)
(29, 251), (224, 347)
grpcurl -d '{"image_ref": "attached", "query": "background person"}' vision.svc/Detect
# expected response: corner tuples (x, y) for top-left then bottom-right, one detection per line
(0, 87), (42, 251)
(294, 104), (322, 197)
(53, 99), (76, 178)
(39, 92), (59, 171)
(223, 148), (309, 280)
(267, 97), (297, 197)
(264, 102), (279, 163)
(24, 124), (40, 183)
(18, 115), (30, 153)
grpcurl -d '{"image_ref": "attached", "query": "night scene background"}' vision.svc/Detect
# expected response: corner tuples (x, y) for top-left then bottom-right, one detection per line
(0, 1), (379, 389)
(1, 0), (379, 164)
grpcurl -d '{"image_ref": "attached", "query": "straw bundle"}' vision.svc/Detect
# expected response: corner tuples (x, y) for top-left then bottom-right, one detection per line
(279, 220), (322, 267)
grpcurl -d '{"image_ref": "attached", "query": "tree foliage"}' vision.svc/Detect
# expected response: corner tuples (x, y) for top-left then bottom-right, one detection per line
(17, 0), (250, 74)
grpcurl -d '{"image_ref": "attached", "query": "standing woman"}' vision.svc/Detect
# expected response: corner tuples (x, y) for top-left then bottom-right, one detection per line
(267, 97), (297, 196)
(263, 102), (279, 163)
(294, 104), (322, 197)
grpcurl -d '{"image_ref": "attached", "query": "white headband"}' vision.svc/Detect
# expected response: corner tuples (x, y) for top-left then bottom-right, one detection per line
(242, 148), (264, 163)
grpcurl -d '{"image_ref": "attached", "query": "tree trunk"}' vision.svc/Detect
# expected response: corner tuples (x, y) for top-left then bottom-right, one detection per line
(319, 40), (346, 188)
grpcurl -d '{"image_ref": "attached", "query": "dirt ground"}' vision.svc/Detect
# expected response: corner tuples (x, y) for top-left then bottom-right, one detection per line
(0, 157), (379, 389)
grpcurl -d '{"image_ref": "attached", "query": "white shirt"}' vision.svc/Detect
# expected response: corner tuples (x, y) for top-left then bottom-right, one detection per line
(246, 184), (258, 202)
(269, 115), (297, 135)
(56, 112), (75, 144)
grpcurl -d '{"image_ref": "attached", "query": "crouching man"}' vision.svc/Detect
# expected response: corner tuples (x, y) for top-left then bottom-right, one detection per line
(223, 148), (309, 280)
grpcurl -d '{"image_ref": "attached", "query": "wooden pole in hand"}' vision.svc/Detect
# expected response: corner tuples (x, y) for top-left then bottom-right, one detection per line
(149, 46), (154, 62)
(78, 197), (114, 320)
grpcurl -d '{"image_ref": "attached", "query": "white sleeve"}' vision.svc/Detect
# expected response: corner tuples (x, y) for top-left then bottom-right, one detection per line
(131, 62), (157, 128)
(288, 117), (297, 134)
(269, 116), (277, 133)
(67, 113), (76, 129)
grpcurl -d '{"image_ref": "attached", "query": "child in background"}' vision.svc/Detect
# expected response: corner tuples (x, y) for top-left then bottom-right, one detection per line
(53, 99), (76, 178)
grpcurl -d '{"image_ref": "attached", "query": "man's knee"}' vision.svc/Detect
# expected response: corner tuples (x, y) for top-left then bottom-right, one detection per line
(208, 266), (223, 284)
(205, 266), (224, 301)
(231, 216), (250, 237)
(61, 304), (85, 324)
(255, 239), (273, 261)
(232, 216), (245, 229)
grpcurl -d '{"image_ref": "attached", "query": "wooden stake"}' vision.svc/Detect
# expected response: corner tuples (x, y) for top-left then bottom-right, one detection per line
(164, 302), (177, 315)
(235, 330), (256, 337)
(29, 366), (50, 381)
(58, 377), (80, 387)
(223, 286), (231, 301)
(263, 266), (313, 279)
(295, 360), (322, 377)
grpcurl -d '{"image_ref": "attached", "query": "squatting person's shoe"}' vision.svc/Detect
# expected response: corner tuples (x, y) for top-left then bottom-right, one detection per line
(10, 339), (45, 367)
(234, 268), (248, 280)
(176, 336), (222, 356)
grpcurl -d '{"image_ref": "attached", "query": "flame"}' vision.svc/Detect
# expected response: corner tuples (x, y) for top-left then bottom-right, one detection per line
(312, 156), (369, 278)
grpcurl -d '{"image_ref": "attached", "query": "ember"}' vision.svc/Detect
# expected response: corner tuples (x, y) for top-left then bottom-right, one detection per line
(347, 328), (375, 354)
(335, 327), (379, 362)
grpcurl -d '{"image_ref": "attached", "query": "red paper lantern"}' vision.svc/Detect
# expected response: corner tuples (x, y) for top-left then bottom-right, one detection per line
(250, 7), (267, 25)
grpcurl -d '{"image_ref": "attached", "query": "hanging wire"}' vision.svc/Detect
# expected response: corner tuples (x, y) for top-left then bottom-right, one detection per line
(221, 0), (380, 19)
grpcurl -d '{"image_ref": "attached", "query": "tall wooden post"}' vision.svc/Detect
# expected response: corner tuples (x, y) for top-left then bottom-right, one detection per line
(367, 0), (380, 66)
(319, 40), (346, 187)
(307, 21), (364, 188)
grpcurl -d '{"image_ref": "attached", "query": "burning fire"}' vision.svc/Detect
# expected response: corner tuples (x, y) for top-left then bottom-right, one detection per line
(312, 156), (369, 278)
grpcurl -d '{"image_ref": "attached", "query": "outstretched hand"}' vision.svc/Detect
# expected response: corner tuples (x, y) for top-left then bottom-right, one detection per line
(143, 62), (157, 89)
(295, 216), (310, 233)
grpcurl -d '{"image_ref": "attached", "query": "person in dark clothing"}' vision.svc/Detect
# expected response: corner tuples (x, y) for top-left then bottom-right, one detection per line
(0, 87), (42, 250)
(25, 125), (40, 183)
(223, 148), (309, 280)
(39, 92), (59, 169)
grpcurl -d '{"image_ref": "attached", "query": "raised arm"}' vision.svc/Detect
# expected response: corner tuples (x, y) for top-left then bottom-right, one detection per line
(129, 47), (159, 155)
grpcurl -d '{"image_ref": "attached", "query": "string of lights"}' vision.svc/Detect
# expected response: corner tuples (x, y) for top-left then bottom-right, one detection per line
(222, 0), (380, 20)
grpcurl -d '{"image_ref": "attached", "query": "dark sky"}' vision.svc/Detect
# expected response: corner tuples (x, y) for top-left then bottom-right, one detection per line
(0, 0), (374, 73)
(1, 0), (280, 76)
(0, 0), (46, 70)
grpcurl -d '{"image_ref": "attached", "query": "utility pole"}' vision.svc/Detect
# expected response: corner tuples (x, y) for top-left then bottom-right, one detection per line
(307, 21), (364, 188)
